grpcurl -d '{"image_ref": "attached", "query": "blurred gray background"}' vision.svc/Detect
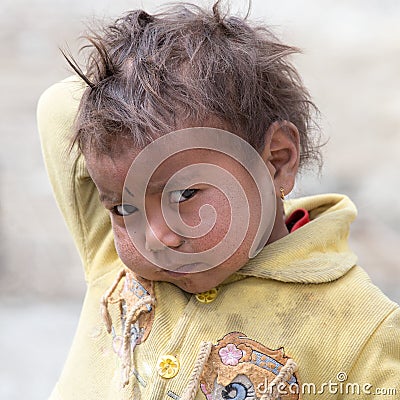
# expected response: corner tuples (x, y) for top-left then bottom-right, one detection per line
(1, 0), (399, 398)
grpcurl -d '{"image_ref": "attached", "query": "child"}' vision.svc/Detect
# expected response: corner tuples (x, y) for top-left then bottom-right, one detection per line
(37, 2), (400, 399)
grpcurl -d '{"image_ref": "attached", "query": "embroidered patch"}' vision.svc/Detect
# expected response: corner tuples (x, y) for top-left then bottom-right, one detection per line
(200, 332), (300, 399)
(101, 268), (155, 345)
(120, 271), (155, 344)
(100, 268), (155, 386)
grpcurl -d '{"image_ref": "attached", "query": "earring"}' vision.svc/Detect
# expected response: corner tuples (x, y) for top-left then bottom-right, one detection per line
(280, 187), (285, 200)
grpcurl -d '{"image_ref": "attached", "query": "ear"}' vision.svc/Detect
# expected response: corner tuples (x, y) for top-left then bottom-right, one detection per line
(260, 121), (300, 196)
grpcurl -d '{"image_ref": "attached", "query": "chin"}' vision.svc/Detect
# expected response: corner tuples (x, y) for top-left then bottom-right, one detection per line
(174, 278), (214, 294)
(121, 259), (214, 293)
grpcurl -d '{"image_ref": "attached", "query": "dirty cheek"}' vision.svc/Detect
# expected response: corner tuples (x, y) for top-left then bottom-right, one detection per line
(191, 193), (231, 249)
(110, 218), (135, 262)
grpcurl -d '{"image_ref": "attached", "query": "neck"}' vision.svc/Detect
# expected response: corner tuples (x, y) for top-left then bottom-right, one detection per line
(267, 199), (289, 244)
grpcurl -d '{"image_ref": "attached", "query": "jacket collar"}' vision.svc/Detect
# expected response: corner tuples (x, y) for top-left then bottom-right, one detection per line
(237, 194), (358, 284)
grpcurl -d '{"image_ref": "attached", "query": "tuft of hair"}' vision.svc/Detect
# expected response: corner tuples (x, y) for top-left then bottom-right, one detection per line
(65, 0), (321, 169)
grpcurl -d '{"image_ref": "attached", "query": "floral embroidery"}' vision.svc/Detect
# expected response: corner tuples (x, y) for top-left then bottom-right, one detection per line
(219, 343), (243, 366)
(200, 332), (300, 399)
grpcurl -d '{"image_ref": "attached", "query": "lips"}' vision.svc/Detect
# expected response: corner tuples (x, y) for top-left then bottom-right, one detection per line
(164, 262), (209, 273)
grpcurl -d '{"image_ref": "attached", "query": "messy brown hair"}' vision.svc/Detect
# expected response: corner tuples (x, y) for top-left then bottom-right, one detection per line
(66, 1), (321, 168)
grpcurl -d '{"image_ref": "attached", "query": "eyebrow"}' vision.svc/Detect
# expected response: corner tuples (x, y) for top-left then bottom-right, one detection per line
(99, 187), (135, 204)
(146, 171), (202, 193)
(99, 177), (197, 203)
(124, 187), (135, 198)
(145, 179), (193, 194)
(99, 193), (120, 204)
(146, 181), (166, 193)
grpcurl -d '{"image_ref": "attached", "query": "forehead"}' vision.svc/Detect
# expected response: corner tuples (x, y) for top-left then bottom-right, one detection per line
(85, 142), (253, 196)
(84, 125), (268, 200)
(87, 145), (246, 177)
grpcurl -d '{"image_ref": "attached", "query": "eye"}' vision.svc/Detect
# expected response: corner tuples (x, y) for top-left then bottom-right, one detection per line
(169, 188), (198, 203)
(222, 382), (255, 400)
(112, 204), (138, 216)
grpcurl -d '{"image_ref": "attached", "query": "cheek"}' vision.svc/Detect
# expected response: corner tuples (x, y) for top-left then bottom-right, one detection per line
(179, 187), (261, 251)
(183, 190), (231, 247)
(111, 219), (141, 264)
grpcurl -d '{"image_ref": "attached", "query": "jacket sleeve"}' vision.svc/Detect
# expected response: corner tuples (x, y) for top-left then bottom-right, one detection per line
(37, 76), (118, 282)
(344, 306), (400, 399)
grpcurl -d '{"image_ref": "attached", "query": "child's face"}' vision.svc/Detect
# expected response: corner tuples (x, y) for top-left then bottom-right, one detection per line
(85, 129), (279, 293)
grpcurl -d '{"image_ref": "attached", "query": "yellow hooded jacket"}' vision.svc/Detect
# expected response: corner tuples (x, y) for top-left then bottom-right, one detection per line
(37, 77), (400, 400)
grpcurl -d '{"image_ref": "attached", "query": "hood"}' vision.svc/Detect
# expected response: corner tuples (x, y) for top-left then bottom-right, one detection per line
(238, 193), (358, 284)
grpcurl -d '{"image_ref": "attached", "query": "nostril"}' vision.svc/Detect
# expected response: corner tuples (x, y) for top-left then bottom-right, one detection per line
(174, 239), (186, 249)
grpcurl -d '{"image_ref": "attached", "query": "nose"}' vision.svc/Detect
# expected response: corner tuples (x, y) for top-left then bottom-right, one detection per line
(144, 204), (184, 252)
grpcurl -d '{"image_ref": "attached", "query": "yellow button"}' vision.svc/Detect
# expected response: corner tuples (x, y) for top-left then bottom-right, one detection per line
(157, 354), (180, 379)
(195, 288), (218, 303)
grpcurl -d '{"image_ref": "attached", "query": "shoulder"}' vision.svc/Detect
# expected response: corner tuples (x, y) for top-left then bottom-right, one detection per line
(37, 76), (86, 128)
